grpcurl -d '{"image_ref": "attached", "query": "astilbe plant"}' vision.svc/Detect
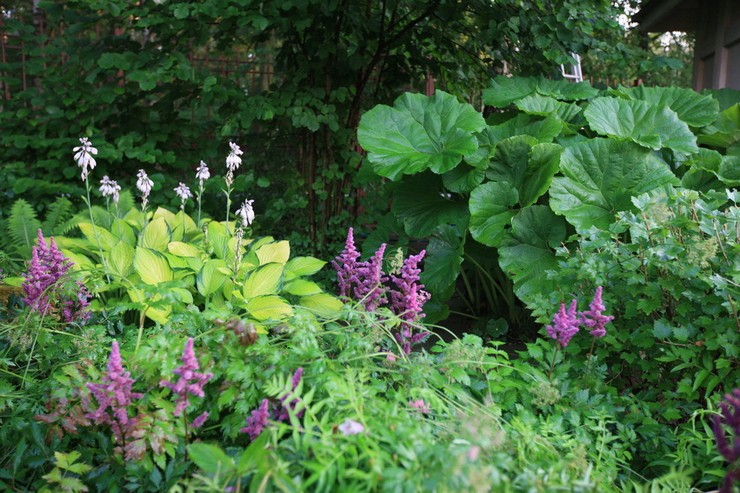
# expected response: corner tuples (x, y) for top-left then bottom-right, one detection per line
(712, 388), (740, 493)
(160, 337), (213, 430)
(22, 229), (90, 323)
(85, 341), (145, 460)
(240, 368), (304, 440)
(333, 228), (430, 354)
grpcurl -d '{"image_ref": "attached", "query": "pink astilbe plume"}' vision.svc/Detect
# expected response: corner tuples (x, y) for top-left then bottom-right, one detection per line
(546, 299), (580, 348)
(390, 251), (431, 353)
(241, 399), (270, 440)
(240, 368), (305, 440)
(712, 388), (740, 493)
(160, 338), (213, 427)
(355, 243), (388, 311)
(332, 228), (362, 297)
(86, 341), (143, 455)
(580, 286), (614, 338)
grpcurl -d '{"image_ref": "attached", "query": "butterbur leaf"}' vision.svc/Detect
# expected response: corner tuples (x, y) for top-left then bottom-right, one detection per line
(420, 225), (465, 302)
(619, 86), (719, 128)
(515, 94), (583, 123)
(469, 182), (519, 247)
(498, 206), (566, 302)
(392, 172), (469, 237)
(584, 97), (698, 153)
(483, 76), (538, 107)
(550, 139), (678, 231)
(358, 91), (486, 180)
(441, 164), (486, 193)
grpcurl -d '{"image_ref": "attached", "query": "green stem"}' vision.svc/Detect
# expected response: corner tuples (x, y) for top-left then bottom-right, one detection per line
(84, 179), (111, 284)
(548, 345), (560, 383)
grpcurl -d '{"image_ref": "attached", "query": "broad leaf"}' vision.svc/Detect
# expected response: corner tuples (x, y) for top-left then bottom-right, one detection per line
(499, 206), (567, 303)
(584, 97), (698, 153)
(109, 241), (134, 277)
(133, 248), (173, 285)
(621, 86), (719, 127)
(139, 217), (171, 251)
(299, 293), (343, 317)
(420, 225), (465, 302)
(196, 259), (228, 296)
(78, 223), (118, 251)
(483, 76), (538, 107)
(284, 279), (322, 296)
(469, 182), (519, 247)
(168, 241), (201, 257)
(441, 164), (486, 193)
(243, 263), (284, 298)
(484, 114), (562, 145)
(550, 139), (678, 230)
(247, 295), (293, 321)
(256, 240), (290, 265)
(358, 91), (486, 180)
(284, 256), (326, 280)
(110, 218), (136, 246)
(188, 443), (235, 476)
(392, 172), (469, 237)
(697, 104), (740, 148)
(515, 94), (582, 123)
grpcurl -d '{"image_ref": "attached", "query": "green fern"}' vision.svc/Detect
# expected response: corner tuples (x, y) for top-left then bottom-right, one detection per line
(41, 197), (74, 234)
(6, 199), (41, 257)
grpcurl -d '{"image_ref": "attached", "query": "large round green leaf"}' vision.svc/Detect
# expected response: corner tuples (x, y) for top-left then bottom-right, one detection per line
(584, 97), (698, 154)
(420, 225), (465, 302)
(133, 247), (174, 285)
(620, 86), (719, 128)
(392, 172), (469, 237)
(550, 139), (678, 231)
(469, 182), (519, 247)
(358, 91), (486, 180)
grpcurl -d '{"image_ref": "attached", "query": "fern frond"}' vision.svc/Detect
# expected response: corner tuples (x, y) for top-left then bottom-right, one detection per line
(7, 199), (41, 257)
(42, 197), (74, 234)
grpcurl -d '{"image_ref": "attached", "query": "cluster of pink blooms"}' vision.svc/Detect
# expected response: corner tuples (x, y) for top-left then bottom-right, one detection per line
(160, 338), (213, 429)
(22, 229), (90, 323)
(712, 388), (740, 493)
(240, 367), (303, 440)
(332, 228), (431, 354)
(545, 287), (614, 348)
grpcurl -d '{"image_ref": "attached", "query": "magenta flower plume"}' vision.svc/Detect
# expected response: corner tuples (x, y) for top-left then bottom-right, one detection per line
(390, 251), (431, 353)
(712, 388), (740, 493)
(332, 228), (361, 297)
(546, 299), (580, 348)
(355, 243), (388, 311)
(22, 229), (72, 315)
(160, 338), (213, 418)
(86, 341), (143, 446)
(241, 398), (270, 440)
(580, 286), (614, 338)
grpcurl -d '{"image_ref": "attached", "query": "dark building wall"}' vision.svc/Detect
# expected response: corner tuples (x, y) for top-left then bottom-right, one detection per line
(693, 0), (740, 90)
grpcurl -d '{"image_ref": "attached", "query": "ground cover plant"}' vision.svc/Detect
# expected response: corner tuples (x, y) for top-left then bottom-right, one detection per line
(0, 79), (738, 492)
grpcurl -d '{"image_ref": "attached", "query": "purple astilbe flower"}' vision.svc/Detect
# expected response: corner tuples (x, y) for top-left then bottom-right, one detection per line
(332, 227), (362, 297)
(712, 388), (740, 493)
(580, 286), (614, 338)
(86, 341), (143, 447)
(22, 229), (72, 316)
(191, 412), (209, 430)
(241, 398), (270, 440)
(60, 282), (92, 324)
(355, 244), (388, 311)
(160, 338), (213, 418)
(277, 368), (304, 422)
(389, 251), (431, 353)
(409, 399), (431, 414)
(546, 299), (580, 348)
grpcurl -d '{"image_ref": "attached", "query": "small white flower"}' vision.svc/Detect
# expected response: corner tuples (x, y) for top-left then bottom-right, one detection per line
(99, 175), (121, 204)
(73, 137), (98, 180)
(338, 419), (364, 436)
(136, 169), (153, 197)
(195, 160), (210, 182)
(174, 182), (192, 201)
(226, 141), (243, 172)
(235, 199), (255, 227)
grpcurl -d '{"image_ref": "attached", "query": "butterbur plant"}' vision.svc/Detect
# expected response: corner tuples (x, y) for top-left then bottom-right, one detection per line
(22, 229), (90, 323)
(333, 228), (430, 354)
(160, 338), (213, 432)
(712, 388), (740, 493)
(85, 341), (145, 460)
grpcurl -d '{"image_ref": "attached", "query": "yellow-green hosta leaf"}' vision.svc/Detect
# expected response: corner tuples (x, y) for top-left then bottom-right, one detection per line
(299, 293), (343, 317)
(61, 249), (95, 271)
(140, 217), (171, 251)
(111, 218), (136, 246)
(134, 247), (174, 285)
(171, 287), (193, 304)
(284, 279), (322, 296)
(284, 256), (326, 280)
(172, 210), (198, 238)
(243, 263), (284, 298)
(168, 241), (201, 258)
(246, 295), (293, 321)
(153, 207), (177, 227)
(109, 241), (135, 277)
(207, 221), (230, 259)
(165, 253), (190, 269)
(127, 288), (171, 324)
(197, 259), (229, 297)
(256, 240), (290, 265)
(78, 223), (119, 251)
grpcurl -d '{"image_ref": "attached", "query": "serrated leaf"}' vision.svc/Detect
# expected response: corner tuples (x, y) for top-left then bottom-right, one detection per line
(469, 182), (519, 247)
(134, 248), (173, 285)
(392, 172), (469, 237)
(515, 94), (582, 122)
(483, 76), (538, 107)
(584, 97), (698, 153)
(256, 241), (290, 265)
(358, 91), (486, 180)
(299, 293), (343, 317)
(247, 295), (293, 321)
(243, 263), (283, 298)
(652, 319), (673, 338)
(550, 139), (678, 231)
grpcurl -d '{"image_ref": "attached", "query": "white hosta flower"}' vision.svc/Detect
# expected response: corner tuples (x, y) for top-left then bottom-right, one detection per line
(195, 160), (210, 182)
(73, 137), (98, 180)
(235, 199), (255, 227)
(136, 169), (153, 197)
(226, 142), (243, 172)
(174, 182), (192, 201)
(99, 175), (121, 204)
